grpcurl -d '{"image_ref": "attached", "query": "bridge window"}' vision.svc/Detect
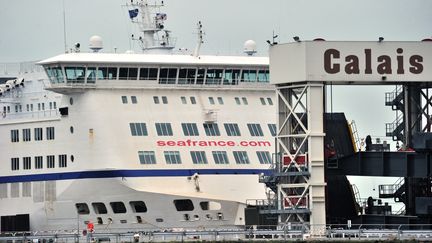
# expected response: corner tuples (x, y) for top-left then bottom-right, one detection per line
(217, 97), (224, 105)
(139, 67), (158, 80)
(45, 66), (64, 83)
(178, 68), (196, 84)
(223, 69), (240, 85)
(65, 67), (85, 83)
(159, 68), (177, 84)
(98, 67), (117, 80)
(86, 67), (97, 83)
(257, 70), (269, 82)
(119, 68), (138, 80)
(205, 69), (223, 85)
(241, 69), (257, 82)
(196, 68), (205, 85)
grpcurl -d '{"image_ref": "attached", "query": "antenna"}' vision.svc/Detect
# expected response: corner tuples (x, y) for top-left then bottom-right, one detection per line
(125, 0), (175, 53)
(193, 21), (204, 57)
(62, 0), (68, 53)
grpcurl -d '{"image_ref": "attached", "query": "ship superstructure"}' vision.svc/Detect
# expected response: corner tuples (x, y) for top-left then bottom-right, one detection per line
(0, 0), (276, 232)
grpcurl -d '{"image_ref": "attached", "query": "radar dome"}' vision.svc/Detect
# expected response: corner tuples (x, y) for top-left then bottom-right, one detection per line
(89, 35), (103, 52)
(243, 40), (257, 56)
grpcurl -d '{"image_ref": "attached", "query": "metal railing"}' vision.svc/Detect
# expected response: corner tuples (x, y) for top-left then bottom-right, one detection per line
(1, 224), (431, 242)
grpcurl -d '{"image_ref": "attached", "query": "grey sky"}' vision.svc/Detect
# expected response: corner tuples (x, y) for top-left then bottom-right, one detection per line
(1, 0), (430, 202)
(0, 0), (431, 62)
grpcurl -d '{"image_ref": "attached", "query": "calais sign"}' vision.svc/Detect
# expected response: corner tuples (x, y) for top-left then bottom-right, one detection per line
(270, 41), (432, 84)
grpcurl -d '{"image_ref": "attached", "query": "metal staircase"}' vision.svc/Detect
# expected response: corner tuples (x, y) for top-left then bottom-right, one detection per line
(385, 85), (404, 141)
(378, 177), (405, 203)
(386, 115), (404, 141)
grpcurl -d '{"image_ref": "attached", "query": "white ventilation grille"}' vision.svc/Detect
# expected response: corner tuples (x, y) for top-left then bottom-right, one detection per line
(10, 183), (19, 198)
(22, 182), (32, 197)
(0, 183), (7, 198)
(33, 182), (44, 203)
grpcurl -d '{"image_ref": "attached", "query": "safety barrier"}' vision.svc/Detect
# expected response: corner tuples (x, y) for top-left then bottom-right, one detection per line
(1, 224), (432, 242)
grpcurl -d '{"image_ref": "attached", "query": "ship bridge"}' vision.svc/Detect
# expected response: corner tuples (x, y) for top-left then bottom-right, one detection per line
(37, 53), (270, 94)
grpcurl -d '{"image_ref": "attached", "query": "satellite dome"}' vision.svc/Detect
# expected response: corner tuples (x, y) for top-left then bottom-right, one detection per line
(89, 35), (103, 52)
(243, 40), (257, 56)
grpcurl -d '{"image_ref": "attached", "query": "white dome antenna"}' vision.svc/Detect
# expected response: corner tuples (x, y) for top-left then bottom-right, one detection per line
(89, 35), (103, 52)
(243, 40), (257, 56)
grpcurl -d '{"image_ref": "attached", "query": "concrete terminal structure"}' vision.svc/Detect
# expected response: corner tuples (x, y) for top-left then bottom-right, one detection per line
(262, 40), (432, 237)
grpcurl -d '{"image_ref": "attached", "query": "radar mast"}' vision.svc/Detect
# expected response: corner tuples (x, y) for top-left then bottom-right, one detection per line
(126, 0), (176, 53)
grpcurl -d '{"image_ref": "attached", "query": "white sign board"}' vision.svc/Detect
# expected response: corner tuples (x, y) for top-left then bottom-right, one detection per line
(270, 41), (432, 84)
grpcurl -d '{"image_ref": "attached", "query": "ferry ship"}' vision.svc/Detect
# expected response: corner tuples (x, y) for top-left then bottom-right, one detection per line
(0, 1), (275, 232)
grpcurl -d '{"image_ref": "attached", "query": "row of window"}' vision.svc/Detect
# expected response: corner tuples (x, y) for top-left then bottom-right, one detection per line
(76, 199), (219, 215)
(11, 154), (68, 171)
(121, 95), (274, 106)
(46, 66), (269, 85)
(11, 127), (55, 142)
(2, 102), (57, 114)
(130, 122), (277, 137)
(138, 150), (272, 165)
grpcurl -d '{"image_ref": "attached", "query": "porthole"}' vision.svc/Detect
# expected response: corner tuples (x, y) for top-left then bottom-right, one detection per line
(71, 155), (74, 162)
(70, 126), (74, 134)
(69, 97), (73, 105)
(156, 218), (163, 222)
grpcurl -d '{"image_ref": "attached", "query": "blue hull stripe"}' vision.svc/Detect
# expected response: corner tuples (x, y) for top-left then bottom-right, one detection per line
(0, 169), (271, 184)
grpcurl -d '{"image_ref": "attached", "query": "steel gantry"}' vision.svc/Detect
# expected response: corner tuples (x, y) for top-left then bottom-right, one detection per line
(275, 82), (326, 236)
